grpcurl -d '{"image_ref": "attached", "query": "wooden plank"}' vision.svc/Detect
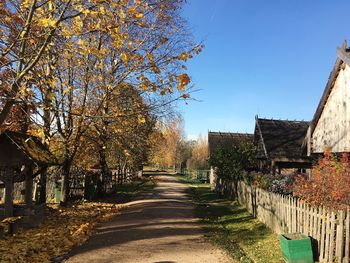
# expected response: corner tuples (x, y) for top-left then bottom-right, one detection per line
(337, 47), (350, 67)
(316, 206), (323, 257)
(312, 206), (318, 238)
(297, 199), (300, 233)
(319, 208), (325, 261)
(291, 198), (294, 233)
(288, 196), (291, 233)
(4, 169), (14, 217)
(300, 201), (304, 234)
(329, 211), (336, 262)
(344, 210), (350, 263)
(306, 204), (310, 236)
(310, 206), (314, 237)
(335, 210), (344, 263)
(293, 198), (298, 232)
(323, 211), (331, 261)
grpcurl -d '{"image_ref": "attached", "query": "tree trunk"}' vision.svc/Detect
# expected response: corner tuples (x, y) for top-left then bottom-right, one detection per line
(60, 159), (71, 205)
(98, 144), (110, 195)
(38, 167), (47, 204)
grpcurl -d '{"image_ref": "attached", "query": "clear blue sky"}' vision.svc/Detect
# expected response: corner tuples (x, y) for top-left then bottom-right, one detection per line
(180, 0), (350, 140)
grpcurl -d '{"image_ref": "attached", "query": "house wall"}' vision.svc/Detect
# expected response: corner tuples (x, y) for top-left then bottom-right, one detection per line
(313, 64), (350, 153)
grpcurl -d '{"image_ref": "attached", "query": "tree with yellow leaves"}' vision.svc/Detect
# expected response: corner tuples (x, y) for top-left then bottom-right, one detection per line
(1, 0), (202, 203)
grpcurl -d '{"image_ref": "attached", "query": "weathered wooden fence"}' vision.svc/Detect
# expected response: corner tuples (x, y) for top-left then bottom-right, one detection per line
(216, 179), (350, 263)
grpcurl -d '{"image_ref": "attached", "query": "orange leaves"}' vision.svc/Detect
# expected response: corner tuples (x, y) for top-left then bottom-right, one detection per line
(177, 73), (190, 91)
(178, 52), (193, 61)
(293, 150), (350, 209)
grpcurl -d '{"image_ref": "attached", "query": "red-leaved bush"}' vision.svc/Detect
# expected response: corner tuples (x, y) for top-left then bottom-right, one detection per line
(293, 149), (350, 210)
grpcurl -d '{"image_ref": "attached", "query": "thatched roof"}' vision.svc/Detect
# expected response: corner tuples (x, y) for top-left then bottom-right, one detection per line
(309, 40), (350, 136)
(254, 117), (309, 160)
(0, 131), (56, 168)
(208, 131), (254, 157)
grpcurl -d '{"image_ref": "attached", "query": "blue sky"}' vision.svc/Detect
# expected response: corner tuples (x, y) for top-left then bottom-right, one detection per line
(180, 0), (350, 140)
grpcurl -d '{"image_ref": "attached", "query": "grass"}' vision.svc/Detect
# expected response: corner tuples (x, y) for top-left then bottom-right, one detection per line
(107, 177), (157, 203)
(177, 174), (204, 184)
(187, 184), (284, 263)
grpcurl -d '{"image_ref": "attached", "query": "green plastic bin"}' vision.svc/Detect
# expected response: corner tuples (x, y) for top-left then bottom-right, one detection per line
(279, 233), (314, 263)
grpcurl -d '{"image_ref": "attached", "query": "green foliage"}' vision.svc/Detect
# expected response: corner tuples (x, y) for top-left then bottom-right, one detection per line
(209, 142), (256, 181)
(187, 185), (283, 263)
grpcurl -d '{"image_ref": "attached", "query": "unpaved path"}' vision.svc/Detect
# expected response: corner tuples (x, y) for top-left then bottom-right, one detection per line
(64, 174), (235, 263)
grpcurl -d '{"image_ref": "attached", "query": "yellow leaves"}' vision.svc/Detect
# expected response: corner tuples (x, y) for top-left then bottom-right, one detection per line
(28, 127), (45, 140)
(71, 223), (92, 237)
(62, 85), (73, 96)
(21, 0), (32, 10)
(139, 82), (149, 91)
(121, 52), (129, 64)
(177, 73), (190, 91)
(119, 9), (126, 20)
(37, 17), (57, 28)
(137, 115), (146, 124)
(146, 53), (155, 61)
(0, 203), (122, 263)
(77, 39), (85, 47)
(135, 13), (144, 19)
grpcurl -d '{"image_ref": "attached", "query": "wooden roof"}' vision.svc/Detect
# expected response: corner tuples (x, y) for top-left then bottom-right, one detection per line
(0, 131), (56, 169)
(208, 131), (254, 156)
(254, 117), (309, 160)
(309, 40), (350, 136)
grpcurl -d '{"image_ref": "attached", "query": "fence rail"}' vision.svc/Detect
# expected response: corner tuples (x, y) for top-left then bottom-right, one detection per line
(216, 179), (350, 263)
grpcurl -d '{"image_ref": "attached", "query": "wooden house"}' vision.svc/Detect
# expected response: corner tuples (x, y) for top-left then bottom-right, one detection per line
(208, 131), (254, 186)
(254, 117), (312, 174)
(0, 131), (54, 220)
(304, 41), (350, 155)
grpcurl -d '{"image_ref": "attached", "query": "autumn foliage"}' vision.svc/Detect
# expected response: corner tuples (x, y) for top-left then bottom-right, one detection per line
(293, 149), (350, 210)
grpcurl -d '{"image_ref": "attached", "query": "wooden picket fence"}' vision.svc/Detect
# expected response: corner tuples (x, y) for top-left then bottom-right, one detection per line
(216, 179), (350, 263)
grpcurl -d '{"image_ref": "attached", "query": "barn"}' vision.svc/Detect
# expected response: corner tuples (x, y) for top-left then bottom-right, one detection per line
(304, 41), (350, 155)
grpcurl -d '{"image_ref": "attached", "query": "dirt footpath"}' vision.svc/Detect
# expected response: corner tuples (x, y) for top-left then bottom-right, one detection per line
(64, 174), (235, 263)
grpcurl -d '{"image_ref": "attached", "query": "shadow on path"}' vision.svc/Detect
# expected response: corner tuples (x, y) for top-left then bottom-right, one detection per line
(63, 174), (234, 263)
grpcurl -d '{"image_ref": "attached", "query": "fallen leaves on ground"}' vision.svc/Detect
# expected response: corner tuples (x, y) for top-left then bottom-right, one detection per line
(0, 202), (124, 263)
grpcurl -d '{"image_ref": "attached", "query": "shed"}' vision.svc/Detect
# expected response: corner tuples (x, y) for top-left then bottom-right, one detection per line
(208, 131), (254, 157)
(0, 131), (54, 219)
(208, 131), (254, 187)
(254, 116), (312, 173)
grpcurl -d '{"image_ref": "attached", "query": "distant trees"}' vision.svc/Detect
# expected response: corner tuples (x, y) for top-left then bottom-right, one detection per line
(186, 134), (208, 170)
(149, 117), (190, 170)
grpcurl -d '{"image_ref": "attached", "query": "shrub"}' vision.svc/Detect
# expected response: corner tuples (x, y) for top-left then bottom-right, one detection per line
(293, 150), (350, 210)
(249, 172), (297, 195)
